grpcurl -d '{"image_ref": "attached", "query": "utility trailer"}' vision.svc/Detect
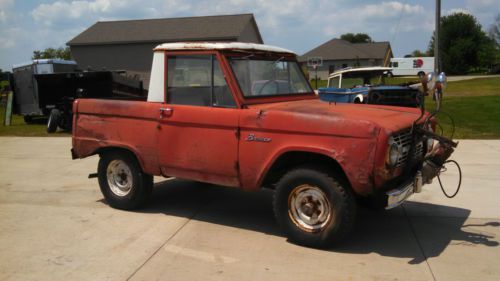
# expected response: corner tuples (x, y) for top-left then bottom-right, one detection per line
(11, 59), (147, 132)
(35, 71), (147, 132)
(11, 59), (78, 123)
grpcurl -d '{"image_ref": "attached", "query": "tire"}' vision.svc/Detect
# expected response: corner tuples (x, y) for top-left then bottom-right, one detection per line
(47, 109), (60, 133)
(97, 151), (153, 210)
(273, 166), (356, 248)
(386, 71), (394, 78)
(24, 115), (33, 124)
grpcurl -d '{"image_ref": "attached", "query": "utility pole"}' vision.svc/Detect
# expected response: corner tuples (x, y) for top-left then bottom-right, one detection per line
(435, 0), (441, 73)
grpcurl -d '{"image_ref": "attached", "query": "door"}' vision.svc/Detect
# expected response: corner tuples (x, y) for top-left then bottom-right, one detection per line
(158, 54), (240, 187)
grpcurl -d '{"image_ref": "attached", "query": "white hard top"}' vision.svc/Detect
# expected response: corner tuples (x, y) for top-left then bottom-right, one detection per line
(154, 42), (295, 54)
(13, 59), (77, 69)
(329, 66), (393, 77)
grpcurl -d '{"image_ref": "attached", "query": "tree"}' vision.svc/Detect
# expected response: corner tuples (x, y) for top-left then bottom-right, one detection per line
(428, 12), (496, 74)
(405, 50), (428, 57)
(488, 14), (500, 45)
(340, 33), (373, 43)
(487, 13), (500, 71)
(32, 47), (71, 60)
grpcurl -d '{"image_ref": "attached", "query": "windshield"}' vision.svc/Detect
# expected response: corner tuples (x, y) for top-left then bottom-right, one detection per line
(229, 57), (312, 97)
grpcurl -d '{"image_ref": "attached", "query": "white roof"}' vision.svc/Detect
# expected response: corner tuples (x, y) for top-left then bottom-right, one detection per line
(154, 42), (295, 54)
(329, 66), (393, 77)
(13, 59), (77, 69)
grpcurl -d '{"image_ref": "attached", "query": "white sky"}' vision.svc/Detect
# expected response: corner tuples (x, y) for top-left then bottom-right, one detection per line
(0, 0), (498, 71)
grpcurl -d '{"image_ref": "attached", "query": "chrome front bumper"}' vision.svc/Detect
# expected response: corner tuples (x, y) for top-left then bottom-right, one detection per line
(385, 171), (423, 210)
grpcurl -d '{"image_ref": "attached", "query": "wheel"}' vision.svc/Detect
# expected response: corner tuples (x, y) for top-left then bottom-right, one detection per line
(57, 111), (72, 131)
(273, 166), (356, 248)
(97, 151), (153, 210)
(23, 115), (33, 124)
(386, 71), (394, 78)
(47, 109), (60, 133)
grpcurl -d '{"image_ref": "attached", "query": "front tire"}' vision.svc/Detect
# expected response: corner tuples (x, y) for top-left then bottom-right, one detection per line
(273, 166), (356, 248)
(98, 151), (153, 210)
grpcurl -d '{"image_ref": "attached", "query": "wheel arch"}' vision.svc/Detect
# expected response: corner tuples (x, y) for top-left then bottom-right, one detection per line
(95, 146), (145, 172)
(260, 150), (351, 191)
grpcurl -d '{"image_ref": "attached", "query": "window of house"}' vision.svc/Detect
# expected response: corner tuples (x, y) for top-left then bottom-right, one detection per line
(167, 55), (236, 107)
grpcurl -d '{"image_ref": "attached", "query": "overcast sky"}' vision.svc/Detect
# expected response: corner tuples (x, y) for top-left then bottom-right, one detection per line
(0, 0), (498, 71)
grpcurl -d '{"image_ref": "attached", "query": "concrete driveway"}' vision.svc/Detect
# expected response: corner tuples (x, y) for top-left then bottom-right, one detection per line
(0, 137), (499, 281)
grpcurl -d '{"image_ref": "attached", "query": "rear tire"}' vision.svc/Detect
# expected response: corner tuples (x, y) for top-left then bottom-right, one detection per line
(273, 165), (356, 248)
(98, 151), (153, 210)
(47, 109), (60, 133)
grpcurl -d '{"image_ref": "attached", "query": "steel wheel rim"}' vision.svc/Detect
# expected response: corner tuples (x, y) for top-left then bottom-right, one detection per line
(288, 184), (331, 232)
(107, 160), (133, 197)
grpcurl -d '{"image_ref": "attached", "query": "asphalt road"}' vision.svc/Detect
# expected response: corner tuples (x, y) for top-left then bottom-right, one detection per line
(0, 137), (499, 281)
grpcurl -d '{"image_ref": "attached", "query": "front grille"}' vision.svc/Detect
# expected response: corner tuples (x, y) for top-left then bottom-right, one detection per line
(393, 129), (424, 168)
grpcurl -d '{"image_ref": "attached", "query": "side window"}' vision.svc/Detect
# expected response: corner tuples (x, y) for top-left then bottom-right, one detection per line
(328, 76), (340, 88)
(167, 55), (236, 108)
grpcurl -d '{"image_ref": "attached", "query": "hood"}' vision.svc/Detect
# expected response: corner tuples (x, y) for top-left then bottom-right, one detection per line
(245, 99), (423, 138)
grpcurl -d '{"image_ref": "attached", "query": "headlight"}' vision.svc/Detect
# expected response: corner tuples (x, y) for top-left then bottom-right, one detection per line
(387, 139), (401, 167)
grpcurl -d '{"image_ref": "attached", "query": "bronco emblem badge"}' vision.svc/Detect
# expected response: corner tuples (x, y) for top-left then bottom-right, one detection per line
(245, 133), (271, 142)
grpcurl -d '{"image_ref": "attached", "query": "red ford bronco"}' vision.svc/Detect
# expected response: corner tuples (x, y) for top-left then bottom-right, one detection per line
(72, 42), (456, 247)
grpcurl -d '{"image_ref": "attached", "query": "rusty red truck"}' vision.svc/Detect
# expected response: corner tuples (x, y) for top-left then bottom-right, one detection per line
(71, 42), (456, 248)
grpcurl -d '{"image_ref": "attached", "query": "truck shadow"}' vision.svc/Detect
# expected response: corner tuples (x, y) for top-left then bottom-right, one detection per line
(137, 178), (498, 264)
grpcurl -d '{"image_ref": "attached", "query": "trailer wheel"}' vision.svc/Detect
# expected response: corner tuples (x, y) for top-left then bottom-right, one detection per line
(273, 166), (356, 248)
(23, 116), (34, 124)
(98, 151), (153, 210)
(47, 109), (60, 133)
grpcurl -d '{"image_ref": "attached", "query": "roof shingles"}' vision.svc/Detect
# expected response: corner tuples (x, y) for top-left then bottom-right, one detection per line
(68, 14), (261, 45)
(300, 39), (391, 61)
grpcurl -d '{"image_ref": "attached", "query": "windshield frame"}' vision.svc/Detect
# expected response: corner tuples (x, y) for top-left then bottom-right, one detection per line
(225, 52), (315, 103)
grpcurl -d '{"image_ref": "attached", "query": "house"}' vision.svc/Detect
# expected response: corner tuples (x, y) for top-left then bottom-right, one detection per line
(67, 14), (263, 87)
(299, 39), (393, 80)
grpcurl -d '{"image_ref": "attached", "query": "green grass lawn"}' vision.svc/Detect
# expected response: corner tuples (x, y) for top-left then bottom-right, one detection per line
(425, 77), (500, 139)
(0, 107), (68, 137)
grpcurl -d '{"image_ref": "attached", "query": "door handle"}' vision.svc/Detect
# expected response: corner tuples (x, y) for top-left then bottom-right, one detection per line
(159, 107), (173, 118)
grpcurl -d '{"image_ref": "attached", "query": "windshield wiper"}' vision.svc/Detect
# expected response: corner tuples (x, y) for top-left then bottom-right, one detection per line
(241, 53), (255, 60)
